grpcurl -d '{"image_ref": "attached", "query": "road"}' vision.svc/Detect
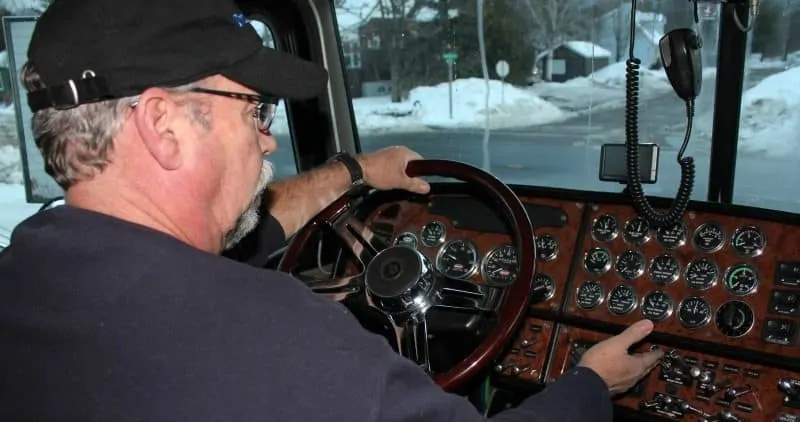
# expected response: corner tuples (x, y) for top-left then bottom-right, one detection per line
(269, 69), (800, 214)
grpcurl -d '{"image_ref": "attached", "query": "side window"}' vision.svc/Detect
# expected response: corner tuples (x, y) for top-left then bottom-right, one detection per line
(248, 17), (298, 181)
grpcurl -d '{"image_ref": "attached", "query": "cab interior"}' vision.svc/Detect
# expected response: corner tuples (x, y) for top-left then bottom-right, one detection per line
(2, 0), (800, 421)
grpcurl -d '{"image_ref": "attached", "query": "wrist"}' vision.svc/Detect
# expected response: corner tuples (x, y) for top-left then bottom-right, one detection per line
(327, 152), (366, 190)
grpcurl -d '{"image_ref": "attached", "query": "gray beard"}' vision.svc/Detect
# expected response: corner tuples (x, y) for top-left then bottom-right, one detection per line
(222, 159), (274, 250)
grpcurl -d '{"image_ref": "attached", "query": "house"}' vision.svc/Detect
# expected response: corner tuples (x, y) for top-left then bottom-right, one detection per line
(594, 4), (666, 68)
(535, 41), (612, 82)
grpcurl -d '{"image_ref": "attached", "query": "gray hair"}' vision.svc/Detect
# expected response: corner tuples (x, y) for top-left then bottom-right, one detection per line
(21, 62), (209, 189)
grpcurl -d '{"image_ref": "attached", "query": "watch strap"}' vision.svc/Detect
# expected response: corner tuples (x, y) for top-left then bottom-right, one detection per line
(327, 152), (365, 187)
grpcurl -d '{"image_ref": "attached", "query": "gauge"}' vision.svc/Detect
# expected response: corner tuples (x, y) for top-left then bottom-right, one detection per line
(656, 222), (687, 249)
(615, 250), (645, 280)
(641, 290), (674, 322)
(435, 240), (478, 279)
(677, 296), (712, 329)
(584, 247), (612, 275)
(394, 232), (418, 248)
(623, 216), (651, 245)
(535, 234), (559, 261)
(715, 300), (754, 338)
(576, 281), (604, 310)
(648, 254), (680, 285)
(692, 222), (726, 253)
(685, 258), (718, 290)
(607, 284), (637, 315)
(731, 225), (766, 257)
(533, 273), (555, 301)
(591, 214), (618, 242)
(420, 221), (446, 247)
(724, 263), (759, 296)
(482, 244), (517, 285)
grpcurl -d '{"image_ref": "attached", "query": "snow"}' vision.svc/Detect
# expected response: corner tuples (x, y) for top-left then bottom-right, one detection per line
(735, 66), (800, 156)
(563, 41), (611, 59)
(271, 77), (568, 134)
(0, 0), (48, 14)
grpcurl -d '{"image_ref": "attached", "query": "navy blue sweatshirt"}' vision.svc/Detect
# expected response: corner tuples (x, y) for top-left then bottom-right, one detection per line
(0, 206), (612, 421)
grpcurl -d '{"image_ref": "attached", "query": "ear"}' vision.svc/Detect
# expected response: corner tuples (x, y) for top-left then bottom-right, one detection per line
(132, 88), (184, 171)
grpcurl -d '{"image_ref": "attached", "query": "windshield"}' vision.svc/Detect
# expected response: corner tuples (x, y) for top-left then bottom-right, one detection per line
(323, 0), (799, 214)
(1, 0), (799, 237)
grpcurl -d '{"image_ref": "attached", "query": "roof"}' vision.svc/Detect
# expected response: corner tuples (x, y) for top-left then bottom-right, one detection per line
(535, 40), (612, 62)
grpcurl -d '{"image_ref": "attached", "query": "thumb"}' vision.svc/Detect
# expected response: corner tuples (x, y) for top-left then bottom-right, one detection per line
(408, 177), (431, 194)
(609, 319), (655, 348)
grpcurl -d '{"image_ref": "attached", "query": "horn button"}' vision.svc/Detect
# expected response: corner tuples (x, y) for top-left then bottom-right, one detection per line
(365, 246), (442, 318)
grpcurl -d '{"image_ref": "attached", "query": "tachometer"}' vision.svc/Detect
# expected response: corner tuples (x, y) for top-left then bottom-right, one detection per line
(482, 244), (517, 285)
(435, 239), (478, 279)
(677, 296), (712, 329)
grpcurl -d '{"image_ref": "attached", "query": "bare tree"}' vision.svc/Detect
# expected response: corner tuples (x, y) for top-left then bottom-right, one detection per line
(516, 0), (587, 80)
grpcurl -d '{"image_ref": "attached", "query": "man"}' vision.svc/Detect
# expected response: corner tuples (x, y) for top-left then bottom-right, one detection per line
(0, 0), (663, 420)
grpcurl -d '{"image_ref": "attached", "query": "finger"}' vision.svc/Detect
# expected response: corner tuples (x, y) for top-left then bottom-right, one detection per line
(608, 319), (655, 348)
(407, 177), (430, 194)
(632, 349), (665, 372)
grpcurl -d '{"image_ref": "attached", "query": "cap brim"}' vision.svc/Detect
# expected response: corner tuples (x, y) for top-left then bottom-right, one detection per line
(222, 47), (328, 100)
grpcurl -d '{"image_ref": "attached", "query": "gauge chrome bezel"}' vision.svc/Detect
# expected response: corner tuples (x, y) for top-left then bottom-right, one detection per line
(684, 257), (719, 291)
(692, 222), (726, 253)
(656, 222), (688, 250)
(648, 253), (681, 285)
(615, 250), (645, 280)
(622, 216), (652, 246)
(590, 213), (619, 242)
(393, 231), (418, 248)
(722, 263), (759, 297)
(419, 220), (447, 247)
(575, 280), (605, 310)
(677, 296), (713, 329)
(435, 239), (479, 279)
(481, 243), (518, 285)
(714, 300), (755, 338)
(607, 284), (638, 316)
(583, 246), (612, 275)
(535, 233), (559, 262)
(639, 290), (674, 322)
(730, 225), (767, 258)
(533, 273), (556, 301)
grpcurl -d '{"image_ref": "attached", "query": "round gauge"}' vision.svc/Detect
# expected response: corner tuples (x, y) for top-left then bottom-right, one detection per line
(584, 247), (612, 275)
(615, 250), (645, 280)
(623, 216), (651, 245)
(692, 222), (726, 253)
(394, 232), (418, 248)
(656, 222), (687, 249)
(731, 225), (766, 257)
(641, 290), (674, 322)
(535, 234), (559, 261)
(482, 244), (517, 285)
(648, 254), (680, 285)
(685, 258), (719, 291)
(723, 263), (759, 296)
(420, 221), (446, 247)
(715, 300), (754, 338)
(533, 273), (556, 301)
(607, 284), (638, 315)
(435, 240), (478, 279)
(678, 296), (712, 329)
(576, 281), (604, 310)
(591, 214), (618, 242)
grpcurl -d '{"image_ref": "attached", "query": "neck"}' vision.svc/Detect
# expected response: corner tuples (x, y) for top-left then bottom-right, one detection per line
(66, 178), (224, 254)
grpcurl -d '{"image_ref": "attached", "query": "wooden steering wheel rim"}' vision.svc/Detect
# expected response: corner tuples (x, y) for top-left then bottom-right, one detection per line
(278, 159), (536, 391)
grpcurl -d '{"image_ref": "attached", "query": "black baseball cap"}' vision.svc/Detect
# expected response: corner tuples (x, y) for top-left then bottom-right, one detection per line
(25, 0), (328, 112)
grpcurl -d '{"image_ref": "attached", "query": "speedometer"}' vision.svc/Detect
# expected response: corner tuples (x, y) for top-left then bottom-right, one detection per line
(482, 244), (517, 285)
(435, 239), (478, 279)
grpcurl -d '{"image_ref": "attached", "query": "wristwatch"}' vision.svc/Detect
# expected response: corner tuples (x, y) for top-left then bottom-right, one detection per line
(327, 152), (366, 189)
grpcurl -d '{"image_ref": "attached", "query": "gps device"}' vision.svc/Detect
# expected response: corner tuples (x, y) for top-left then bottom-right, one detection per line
(600, 143), (659, 184)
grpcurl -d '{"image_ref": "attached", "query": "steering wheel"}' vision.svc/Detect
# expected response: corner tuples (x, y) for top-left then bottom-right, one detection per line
(277, 159), (536, 391)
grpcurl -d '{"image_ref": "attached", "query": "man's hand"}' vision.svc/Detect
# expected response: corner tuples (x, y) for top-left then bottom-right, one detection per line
(358, 146), (430, 194)
(578, 319), (664, 395)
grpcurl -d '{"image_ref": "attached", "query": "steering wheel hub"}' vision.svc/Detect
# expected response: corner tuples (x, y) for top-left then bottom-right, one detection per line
(365, 246), (440, 318)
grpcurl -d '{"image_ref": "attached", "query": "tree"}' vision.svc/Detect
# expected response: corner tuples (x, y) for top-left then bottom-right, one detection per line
(512, 0), (587, 80)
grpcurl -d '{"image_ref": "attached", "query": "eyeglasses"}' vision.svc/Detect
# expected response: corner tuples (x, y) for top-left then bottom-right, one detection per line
(189, 88), (280, 133)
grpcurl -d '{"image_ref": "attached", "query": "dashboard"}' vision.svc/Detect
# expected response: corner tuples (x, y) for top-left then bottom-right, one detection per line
(360, 187), (800, 422)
